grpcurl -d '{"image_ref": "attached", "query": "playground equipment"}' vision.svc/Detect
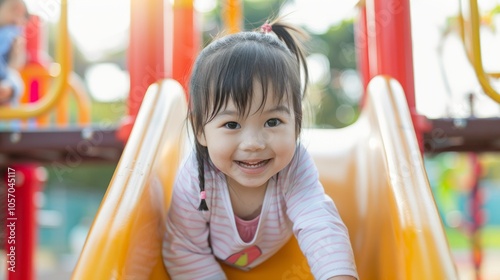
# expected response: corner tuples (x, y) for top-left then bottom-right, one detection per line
(71, 0), (459, 277)
(1, 1), (122, 280)
(3, 0), (500, 279)
(0, 1), (71, 121)
(73, 0), (500, 278)
(72, 76), (458, 279)
(118, 0), (198, 141)
(0, 1), (121, 164)
(425, 0), (500, 153)
(459, 0), (500, 104)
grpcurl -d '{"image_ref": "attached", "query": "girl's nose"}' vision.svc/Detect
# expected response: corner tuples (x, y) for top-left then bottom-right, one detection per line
(240, 131), (266, 151)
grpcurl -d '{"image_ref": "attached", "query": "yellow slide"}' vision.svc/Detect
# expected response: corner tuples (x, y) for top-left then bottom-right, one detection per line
(72, 76), (458, 279)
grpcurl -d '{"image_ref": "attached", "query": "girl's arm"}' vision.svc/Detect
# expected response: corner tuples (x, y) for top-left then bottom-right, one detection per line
(284, 145), (358, 280)
(162, 157), (226, 280)
(0, 69), (24, 106)
(8, 37), (26, 71)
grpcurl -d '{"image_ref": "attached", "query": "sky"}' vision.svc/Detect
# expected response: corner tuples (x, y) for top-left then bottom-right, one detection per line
(24, 0), (130, 60)
(21, 0), (500, 117)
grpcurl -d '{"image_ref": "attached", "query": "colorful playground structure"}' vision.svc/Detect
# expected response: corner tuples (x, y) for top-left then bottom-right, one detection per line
(1, 0), (500, 279)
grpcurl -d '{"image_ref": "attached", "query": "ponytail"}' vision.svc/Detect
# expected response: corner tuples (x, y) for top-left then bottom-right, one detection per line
(259, 19), (309, 98)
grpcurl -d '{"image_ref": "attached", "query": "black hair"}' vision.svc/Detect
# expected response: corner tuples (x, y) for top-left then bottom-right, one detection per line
(189, 19), (309, 211)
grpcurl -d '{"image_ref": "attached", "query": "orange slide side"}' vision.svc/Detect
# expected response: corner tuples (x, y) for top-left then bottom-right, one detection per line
(72, 76), (458, 279)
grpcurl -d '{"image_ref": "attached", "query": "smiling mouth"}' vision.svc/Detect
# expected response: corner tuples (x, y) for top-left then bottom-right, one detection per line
(236, 159), (270, 169)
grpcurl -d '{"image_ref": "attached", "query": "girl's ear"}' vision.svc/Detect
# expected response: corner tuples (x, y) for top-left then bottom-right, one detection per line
(197, 132), (207, 147)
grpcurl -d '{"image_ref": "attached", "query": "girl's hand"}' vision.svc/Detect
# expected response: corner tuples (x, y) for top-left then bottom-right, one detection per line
(8, 37), (27, 70)
(0, 82), (14, 105)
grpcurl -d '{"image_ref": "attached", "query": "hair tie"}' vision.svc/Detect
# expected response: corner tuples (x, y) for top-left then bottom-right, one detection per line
(197, 190), (208, 211)
(261, 22), (272, 34)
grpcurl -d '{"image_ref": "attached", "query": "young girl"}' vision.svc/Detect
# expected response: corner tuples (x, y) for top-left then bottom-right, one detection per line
(163, 19), (358, 280)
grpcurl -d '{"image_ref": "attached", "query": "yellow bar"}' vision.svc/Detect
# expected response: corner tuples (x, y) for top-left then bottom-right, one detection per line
(18, 65), (91, 126)
(222, 0), (243, 34)
(458, 0), (500, 104)
(68, 72), (91, 125)
(0, 0), (71, 120)
(56, 86), (69, 127)
(172, 0), (193, 8)
(489, 72), (500, 78)
(469, 0), (500, 103)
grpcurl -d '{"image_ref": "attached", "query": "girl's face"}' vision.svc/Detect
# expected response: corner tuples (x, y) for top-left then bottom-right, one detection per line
(0, 0), (26, 26)
(197, 83), (297, 190)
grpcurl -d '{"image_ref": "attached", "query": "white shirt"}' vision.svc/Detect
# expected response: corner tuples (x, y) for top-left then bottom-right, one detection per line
(163, 143), (358, 280)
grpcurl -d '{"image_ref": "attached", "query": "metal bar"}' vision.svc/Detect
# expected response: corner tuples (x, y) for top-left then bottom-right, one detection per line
(423, 118), (500, 153)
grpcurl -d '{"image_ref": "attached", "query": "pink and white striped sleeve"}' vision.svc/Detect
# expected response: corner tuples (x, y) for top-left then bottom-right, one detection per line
(162, 155), (226, 280)
(284, 144), (358, 280)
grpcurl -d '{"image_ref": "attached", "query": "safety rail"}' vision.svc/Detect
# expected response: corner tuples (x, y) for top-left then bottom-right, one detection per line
(19, 64), (91, 127)
(458, 0), (500, 103)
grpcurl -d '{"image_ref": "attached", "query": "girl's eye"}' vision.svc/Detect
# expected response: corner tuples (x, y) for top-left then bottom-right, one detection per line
(224, 122), (240, 129)
(265, 118), (281, 127)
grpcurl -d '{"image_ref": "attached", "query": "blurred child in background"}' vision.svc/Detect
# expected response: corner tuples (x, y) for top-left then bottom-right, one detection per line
(0, 0), (27, 106)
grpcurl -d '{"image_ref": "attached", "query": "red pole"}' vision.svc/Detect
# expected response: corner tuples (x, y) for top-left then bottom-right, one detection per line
(4, 165), (43, 280)
(169, 0), (199, 98)
(25, 16), (41, 64)
(118, 0), (165, 142)
(369, 0), (415, 105)
(4, 15), (46, 280)
(363, 0), (422, 146)
(468, 154), (484, 280)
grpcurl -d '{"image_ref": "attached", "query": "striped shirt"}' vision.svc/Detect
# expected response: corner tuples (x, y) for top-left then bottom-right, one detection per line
(162, 143), (358, 280)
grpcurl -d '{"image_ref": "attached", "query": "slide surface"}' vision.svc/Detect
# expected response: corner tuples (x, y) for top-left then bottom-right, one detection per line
(72, 76), (458, 279)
